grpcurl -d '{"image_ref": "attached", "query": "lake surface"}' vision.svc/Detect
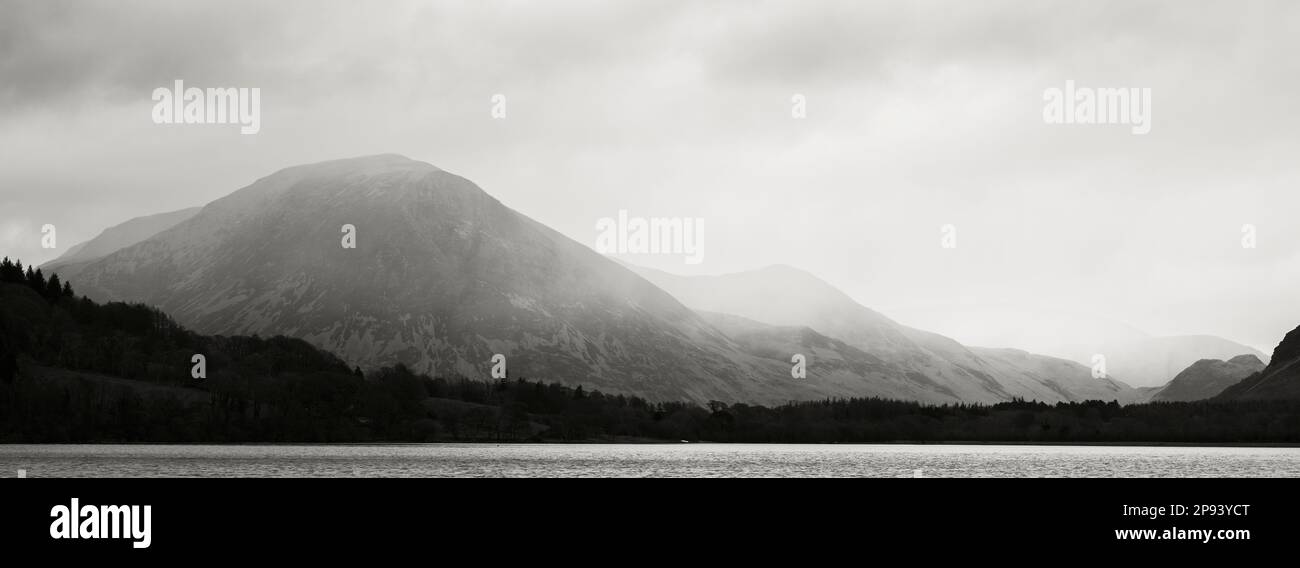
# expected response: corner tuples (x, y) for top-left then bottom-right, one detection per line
(2, 444), (1299, 478)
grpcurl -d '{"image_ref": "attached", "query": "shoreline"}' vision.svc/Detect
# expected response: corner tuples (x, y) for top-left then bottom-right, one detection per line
(5, 440), (1300, 448)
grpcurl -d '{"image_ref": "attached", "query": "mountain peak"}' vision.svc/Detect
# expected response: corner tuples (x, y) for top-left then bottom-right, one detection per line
(1152, 354), (1267, 402)
(62, 156), (804, 404)
(319, 153), (417, 164)
(216, 154), (464, 210)
(755, 264), (810, 276)
(272, 153), (440, 177)
(1270, 325), (1300, 364)
(1227, 354), (1264, 366)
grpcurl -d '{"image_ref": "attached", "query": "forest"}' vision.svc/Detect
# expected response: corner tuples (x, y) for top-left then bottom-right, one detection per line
(3, 256), (1300, 444)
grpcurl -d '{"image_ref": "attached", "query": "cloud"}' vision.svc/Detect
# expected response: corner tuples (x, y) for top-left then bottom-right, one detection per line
(1, 0), (1298, 350)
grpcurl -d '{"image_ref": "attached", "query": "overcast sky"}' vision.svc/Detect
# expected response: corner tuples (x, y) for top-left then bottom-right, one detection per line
(2, 0), (1298, 353)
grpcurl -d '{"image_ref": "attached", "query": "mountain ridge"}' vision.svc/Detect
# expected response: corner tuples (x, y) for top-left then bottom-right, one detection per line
(632, 264), (1139, 403)
(1217, 325), (1300, 401)
(41, 206), (201, 272)
(49, 155), (941, 404)
(885, 305), (1267, 387)
(47, 154), (1159, 405)
(1150, 354), (1266, 401)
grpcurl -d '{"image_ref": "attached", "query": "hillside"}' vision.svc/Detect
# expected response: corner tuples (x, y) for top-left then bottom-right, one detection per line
(1152, 355), (1266, 401)
(1217, 326), (1300, 401)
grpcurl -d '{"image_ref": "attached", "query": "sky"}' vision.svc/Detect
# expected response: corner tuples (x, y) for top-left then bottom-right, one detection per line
(1, 0), (1298, 353)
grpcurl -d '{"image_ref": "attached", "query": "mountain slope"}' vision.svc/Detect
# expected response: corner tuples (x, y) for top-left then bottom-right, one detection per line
(885, 306), (1266, 388)
(41, 206), (200, 272)
(635, 264), (1139, 403)
(49, 155), (1146, 405)
(697, 311), (969, 402)
(1151, 355), (1266, 402)
(1080, 336), (1268, 388)
(1217, 326), (1300, 401)
(967, 346), (1135, 403)
(49, 155), (927, 405)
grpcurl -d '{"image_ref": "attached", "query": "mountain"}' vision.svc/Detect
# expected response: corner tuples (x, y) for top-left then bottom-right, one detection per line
(965, 346), (1136, 403)
(46, 154), (1142, 405)
(886, 305), (1266, 387)
(694, 311), (966, 402)
(41, 206), (200, 272)
(1150, 355), (1266, 402)
(1082, 336), (1268, 388)
(52, 155), (808, 403)
(634, 264), (1138, 404)
(1217, 325), (1300, 401)
(885, 305), (1153, 360)
(52, 155), (1049, 405)
(630, 264), (921, 353)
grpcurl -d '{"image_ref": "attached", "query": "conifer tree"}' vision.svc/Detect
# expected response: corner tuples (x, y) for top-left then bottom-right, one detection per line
(46, 274), (62, 301)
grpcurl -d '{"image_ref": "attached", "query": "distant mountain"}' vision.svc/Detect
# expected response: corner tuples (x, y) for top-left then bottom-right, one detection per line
(41, 206), (200, 272)
(633, 264), (917, 353)
(1132, 386), (1163, 403)
(695, 311), (964, 402)
(885, 305), (1153, 359)
(885, 305), (1266, 387)
(1150, 355), (1266, 402)
(634, 264), (1138, 403)
(966, 346), (1136, 403)
(1217, 325), (1300, 401)
(1085, 336), (1268, 388)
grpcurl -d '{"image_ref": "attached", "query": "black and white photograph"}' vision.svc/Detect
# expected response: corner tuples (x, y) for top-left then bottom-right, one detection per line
(1, 0), (1297, 555)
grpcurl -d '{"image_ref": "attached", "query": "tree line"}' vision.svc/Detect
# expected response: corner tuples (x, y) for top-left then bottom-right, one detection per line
(3, 256), (1300, 444)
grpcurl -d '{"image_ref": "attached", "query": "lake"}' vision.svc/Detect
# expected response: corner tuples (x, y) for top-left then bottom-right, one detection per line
(3, 444), (1299, 477)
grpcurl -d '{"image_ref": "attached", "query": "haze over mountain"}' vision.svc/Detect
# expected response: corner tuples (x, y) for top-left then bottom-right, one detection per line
(1095, 336), (1269, 389)
(44, 154), (1087, 406)
(45, 154), (1149, 406)
(41, 207), (200, 273)
(52, 155), (814, 403)
(20, 186), (1276, 402)
(886, 305), (1266, 388)
(633, 264), (1138, 404)
(1150, 355), (1266, 402)
(1218, 325), (1300, 401)
(6, 1), (1299, 393)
